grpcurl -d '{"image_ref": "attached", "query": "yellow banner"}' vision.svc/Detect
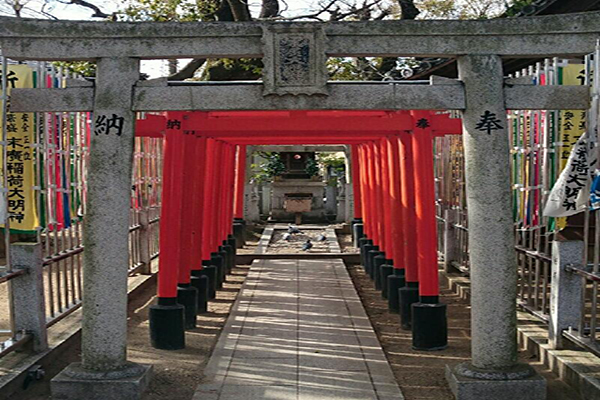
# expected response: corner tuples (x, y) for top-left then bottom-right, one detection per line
(1, 65), (39, 232)
(557, 64), (587, 230)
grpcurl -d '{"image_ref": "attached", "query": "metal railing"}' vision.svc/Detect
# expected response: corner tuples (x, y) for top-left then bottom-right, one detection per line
(562, 261), (600, 356)
(0, 57), (164, 356)
(434, 53), (600, 356)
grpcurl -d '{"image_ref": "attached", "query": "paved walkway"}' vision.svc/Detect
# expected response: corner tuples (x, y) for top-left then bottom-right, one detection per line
(194, 258), (404, 400)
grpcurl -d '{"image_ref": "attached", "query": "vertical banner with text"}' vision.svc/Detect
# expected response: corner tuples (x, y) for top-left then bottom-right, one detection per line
(556, 64), (587, 230)
(1, 64), (39, 233)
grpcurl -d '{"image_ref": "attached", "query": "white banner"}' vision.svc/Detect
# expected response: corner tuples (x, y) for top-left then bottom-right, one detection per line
(543, 133), (595, 217)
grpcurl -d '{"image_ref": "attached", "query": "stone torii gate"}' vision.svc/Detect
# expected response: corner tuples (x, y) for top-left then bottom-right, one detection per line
(0, 12), (596, 400)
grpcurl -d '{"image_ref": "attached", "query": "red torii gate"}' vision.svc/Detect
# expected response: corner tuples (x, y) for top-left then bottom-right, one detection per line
(137, 110), (462, 351)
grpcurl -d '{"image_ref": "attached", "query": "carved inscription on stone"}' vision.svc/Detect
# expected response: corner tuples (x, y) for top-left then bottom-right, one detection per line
(279, 37), (311, 85)
(262, 25), (328, 97)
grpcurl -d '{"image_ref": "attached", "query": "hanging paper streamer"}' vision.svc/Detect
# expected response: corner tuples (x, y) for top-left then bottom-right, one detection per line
(0, 65), (39, 233)
(544, 133), (595, 217)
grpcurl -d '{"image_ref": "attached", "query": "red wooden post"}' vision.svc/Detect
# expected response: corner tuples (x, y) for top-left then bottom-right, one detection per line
(384, 134), (407, 312)
(201, 139), (217, 261)
(233, 145), (247, 220)
(399, 133), (418, 284)
(350, 144), (362, 219)
(398, 131), (420, 329)
(408, 110), (447, 351)
(366, 143), (379, 246)
(410, 111), (439, 300)
(150, 115), (187, 350)
(178, 131), (197, 285)
(190, 136), (207, 271)
(222, 144), (235, 239)
(157, 126), (184, 299)
(373, 142), (385, 250)
(358, 144), (371, 238)
(379, 138), (393, 262)
(387, 135), (404, 271)
(212, 141), (224, 251)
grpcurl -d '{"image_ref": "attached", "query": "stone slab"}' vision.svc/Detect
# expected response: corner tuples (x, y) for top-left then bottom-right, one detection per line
(445, 365), (546, 400)
(195, 258), (404, 400)
(51, 363), (152, 400)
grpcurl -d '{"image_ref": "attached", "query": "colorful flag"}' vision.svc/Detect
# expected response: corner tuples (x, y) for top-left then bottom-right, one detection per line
(0, 65), (39, 233)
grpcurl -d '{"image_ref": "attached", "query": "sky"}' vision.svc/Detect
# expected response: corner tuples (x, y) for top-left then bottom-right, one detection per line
(2, 0), (318, 20)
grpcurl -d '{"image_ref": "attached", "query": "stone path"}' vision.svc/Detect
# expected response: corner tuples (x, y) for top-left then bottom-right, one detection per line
(194, 258), (404, 400)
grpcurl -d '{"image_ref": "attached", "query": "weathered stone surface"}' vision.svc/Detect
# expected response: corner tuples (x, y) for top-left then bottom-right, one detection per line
(194, 258), (404, 400)
(133, 83), (465, 111)
(1, 12), (600, 60)
(549, 240), (585, 349)
(81, 57), (139, 372)
(457, 54), (518, 370)
(51, 363), (152, 400)
(504, 85), (589, 110)
(445, 365), (546, 400)
(262, 25), (328, 96)
(9, 84), (588, 113)
(10, 242), (48, 352)
(10, 88), (94, 112)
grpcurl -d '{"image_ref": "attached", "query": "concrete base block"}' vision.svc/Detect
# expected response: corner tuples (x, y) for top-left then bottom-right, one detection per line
(445, 364), (546, 400)
(51, 362), (152, 400)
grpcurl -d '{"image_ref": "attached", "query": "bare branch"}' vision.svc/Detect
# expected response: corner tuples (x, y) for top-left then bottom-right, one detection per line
(329, 0), (384, 21)
(397, 0), (419, 19)
(225, 0), (251, 21)
(168, 58), (207, 81)
(275, 0), (338, 21)
(39, 2), (59, 20)
(260, 0), (279, 18)
(56, 0), (110, 18)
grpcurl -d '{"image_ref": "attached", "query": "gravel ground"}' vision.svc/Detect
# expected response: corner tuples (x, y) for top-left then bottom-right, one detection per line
(9, 226), (580, 400)
(14, 264), (250, 400)
(347, 263), (580, 400)
(267, 229), (331, 253)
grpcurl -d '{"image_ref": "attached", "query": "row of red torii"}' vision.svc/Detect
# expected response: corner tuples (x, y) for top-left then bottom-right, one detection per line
(136, 110), (462, 349)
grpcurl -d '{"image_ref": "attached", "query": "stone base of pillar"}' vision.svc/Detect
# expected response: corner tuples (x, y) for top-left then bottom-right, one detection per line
(226, 235), (237, 256)
(387, 269), (405, 313)
(219, 244), (232, 273)
(177, 284), (198, 329)
(233, 219), (246, 247)
(412, 300), (447, 350)
(367, 248), (381, 278)
(399, 283), (419, 330)
(199, 263), (217, 299)
(149, 298), (185, 350)
(359, 238), (372, 268)
(352, 223), (364, 247)
(190, 274), (209, 313)
(445, 363), (546, 400)
(373, 255), (387, 290)
(380, 264), (394, 298)
(210, 253), (225, 289)
(51, 362), (152, 400)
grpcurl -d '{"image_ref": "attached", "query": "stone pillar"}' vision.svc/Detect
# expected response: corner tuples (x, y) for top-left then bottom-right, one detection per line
(548, 240), (585, 350)
(52, 57), (151, 400)
(261, 182), (272, 217)
(446, 55), (545, 400)
(325, 185), (336, 215)
(138, 209), (151, 275)
(443, 209), (458, 273)
(246, 183), (261, 222)
(10, 242), (47, 352)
